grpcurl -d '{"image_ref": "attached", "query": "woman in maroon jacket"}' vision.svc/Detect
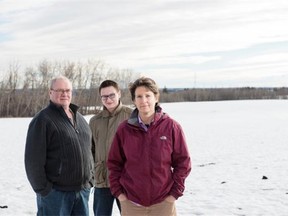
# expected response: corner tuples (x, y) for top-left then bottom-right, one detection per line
(107, 77), (191, 216)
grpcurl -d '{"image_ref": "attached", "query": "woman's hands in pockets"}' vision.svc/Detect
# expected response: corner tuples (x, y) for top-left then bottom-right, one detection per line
(118, 193), (128, 202)
(165, 195), (176, 203)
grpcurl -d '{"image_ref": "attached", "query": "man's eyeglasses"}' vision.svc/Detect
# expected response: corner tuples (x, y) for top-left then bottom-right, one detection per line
(101, 93), (116, 101)
(51, 89), (72, 94)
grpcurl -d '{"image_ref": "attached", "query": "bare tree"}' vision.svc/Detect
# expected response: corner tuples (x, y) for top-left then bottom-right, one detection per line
(2, 62), (20, 116)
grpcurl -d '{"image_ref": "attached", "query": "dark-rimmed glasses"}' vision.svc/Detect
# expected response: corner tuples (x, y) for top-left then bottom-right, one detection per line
(101, 93), (116, 101)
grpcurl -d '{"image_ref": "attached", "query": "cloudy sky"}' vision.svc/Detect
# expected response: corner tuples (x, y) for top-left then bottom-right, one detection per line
(1, 0), (288, 88)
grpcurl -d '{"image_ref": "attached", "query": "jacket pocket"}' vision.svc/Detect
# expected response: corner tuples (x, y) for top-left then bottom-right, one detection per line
(95, 161), (107, 184)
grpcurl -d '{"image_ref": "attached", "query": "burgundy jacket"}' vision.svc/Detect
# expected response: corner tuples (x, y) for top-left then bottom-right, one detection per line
(107, 106), (191, 207)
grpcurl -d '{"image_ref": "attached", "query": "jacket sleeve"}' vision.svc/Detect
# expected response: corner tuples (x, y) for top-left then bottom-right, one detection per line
(89, 118), (96, 163)
(91, 136), (96, 163)
(107, 129), (126, 198)
(24, 116), (52, 196)
(169, 121), (191, 199)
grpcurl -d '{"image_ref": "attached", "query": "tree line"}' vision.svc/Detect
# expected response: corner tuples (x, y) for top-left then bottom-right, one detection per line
(160, 87), (288, 102)
(0, 59), (138, 117)
(1, 60), (287, 117)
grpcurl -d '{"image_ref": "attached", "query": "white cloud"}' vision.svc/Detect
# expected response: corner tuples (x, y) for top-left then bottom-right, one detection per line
(0, 0), (288, 87)
(233, 52), (288, 65)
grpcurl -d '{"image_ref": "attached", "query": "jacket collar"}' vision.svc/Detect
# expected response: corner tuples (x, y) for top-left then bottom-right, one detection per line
(49, 100), (79, 114)
(128, 105), (165, 127)
(101, 100), (123, 117)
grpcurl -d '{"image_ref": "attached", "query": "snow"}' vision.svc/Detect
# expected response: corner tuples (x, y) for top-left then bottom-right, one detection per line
(1, 100), (287, 215)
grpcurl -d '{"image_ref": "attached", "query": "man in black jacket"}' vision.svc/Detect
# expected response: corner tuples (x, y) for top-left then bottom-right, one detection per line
(25, 75), (94, 215)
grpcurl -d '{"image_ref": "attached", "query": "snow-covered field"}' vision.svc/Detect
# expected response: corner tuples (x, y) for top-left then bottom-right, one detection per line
(0, 100), (287, 216)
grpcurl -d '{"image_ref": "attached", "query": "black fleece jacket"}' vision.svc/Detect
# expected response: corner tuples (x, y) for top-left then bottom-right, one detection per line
(25, 101), (94, 196)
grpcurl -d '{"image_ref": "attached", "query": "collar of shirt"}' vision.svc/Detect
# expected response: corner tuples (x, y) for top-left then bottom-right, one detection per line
(138, 115), (149, 131)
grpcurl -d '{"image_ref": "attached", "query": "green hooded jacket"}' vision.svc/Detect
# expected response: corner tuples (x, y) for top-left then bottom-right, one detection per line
(89, 101), (132, 188)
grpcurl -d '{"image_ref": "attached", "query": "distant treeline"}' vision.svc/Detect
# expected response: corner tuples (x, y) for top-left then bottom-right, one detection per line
(0, 59), (138, 117)
(0, 60), (287, 117)
(160, 87), (288, 102)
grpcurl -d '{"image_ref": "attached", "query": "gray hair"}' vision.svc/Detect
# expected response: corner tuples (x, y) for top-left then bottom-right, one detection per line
(50, 75), (72, 89)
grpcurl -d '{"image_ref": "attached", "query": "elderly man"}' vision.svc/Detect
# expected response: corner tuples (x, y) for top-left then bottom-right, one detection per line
(25, 75), (94, 215)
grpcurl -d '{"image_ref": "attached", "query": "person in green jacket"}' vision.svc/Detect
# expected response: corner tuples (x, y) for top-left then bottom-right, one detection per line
(89, 80), (132, 216)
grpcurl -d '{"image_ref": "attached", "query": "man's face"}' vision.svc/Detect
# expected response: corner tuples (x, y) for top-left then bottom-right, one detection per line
(49, 79), (72, 109)
(100, 86), (120, 112)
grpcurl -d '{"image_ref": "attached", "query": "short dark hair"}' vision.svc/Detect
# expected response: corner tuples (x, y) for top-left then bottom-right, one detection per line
(129, 77), (160, 101)
(99, 80), (119, 93)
